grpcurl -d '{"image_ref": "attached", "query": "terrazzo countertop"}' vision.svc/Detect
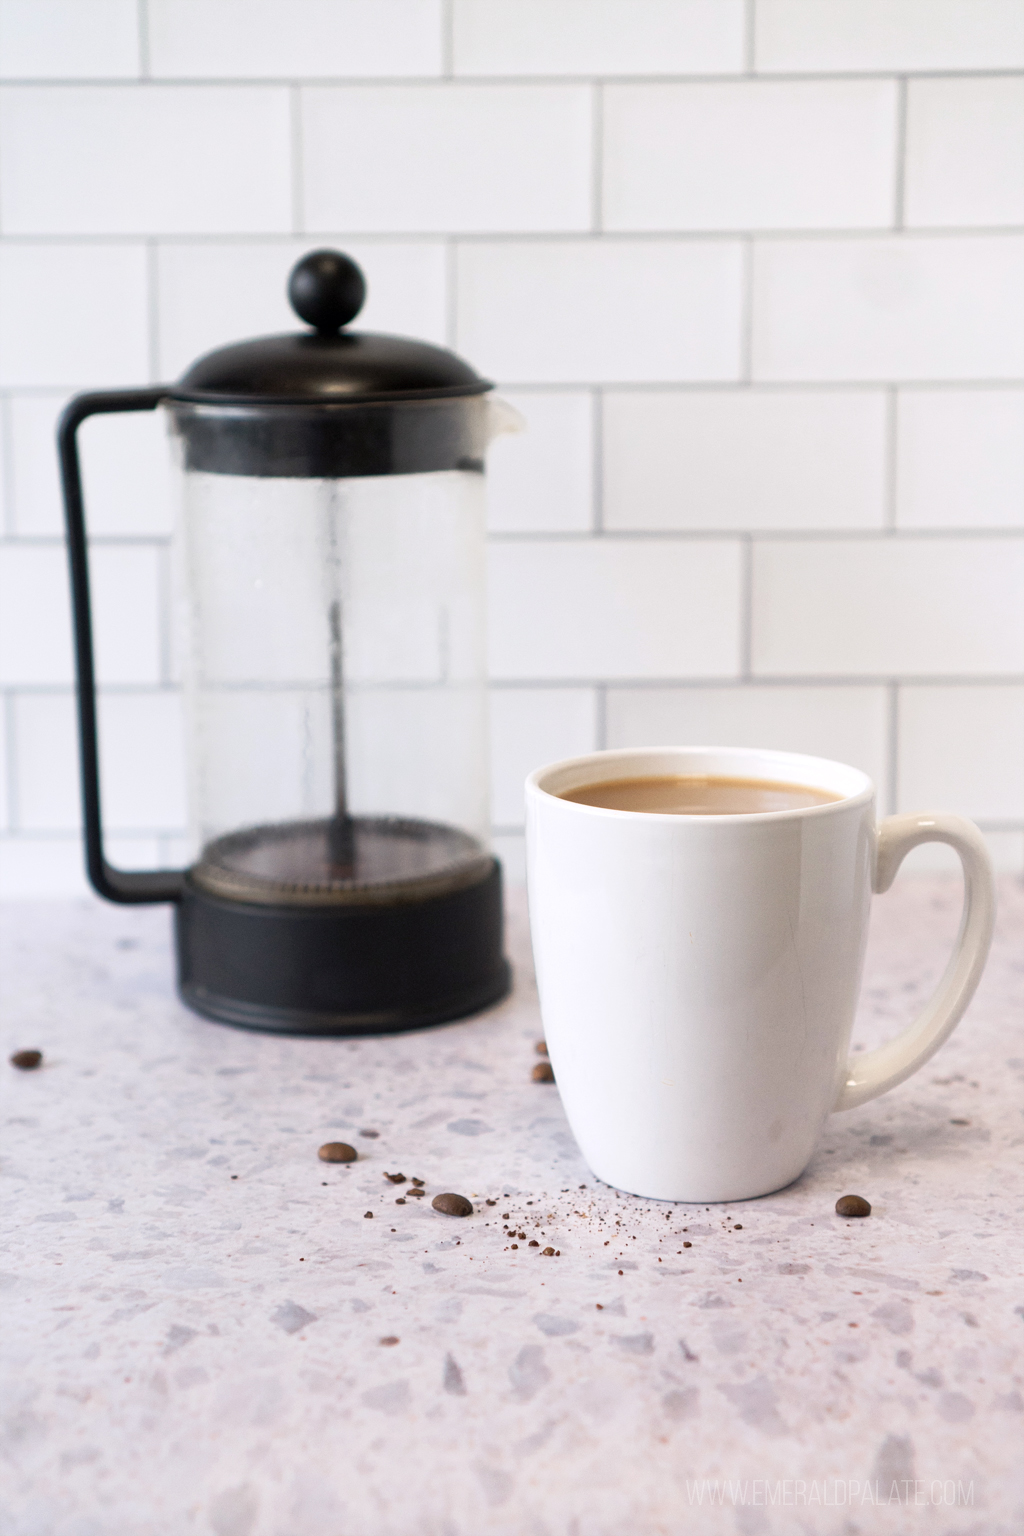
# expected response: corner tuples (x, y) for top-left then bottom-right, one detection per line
(1, 876), (1022, 1536)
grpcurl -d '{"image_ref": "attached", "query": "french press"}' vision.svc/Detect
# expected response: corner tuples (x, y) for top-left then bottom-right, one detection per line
(59, 250), (511, 1034)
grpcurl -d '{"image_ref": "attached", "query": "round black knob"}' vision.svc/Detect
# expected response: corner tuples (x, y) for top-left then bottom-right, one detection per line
(288, 250), (366, 334)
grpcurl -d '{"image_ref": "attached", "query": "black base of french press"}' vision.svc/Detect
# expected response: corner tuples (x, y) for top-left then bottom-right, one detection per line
(172, 858), (510, 1036)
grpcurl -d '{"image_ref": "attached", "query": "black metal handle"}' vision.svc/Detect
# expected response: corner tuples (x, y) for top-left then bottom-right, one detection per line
(58, 388), (184, 904)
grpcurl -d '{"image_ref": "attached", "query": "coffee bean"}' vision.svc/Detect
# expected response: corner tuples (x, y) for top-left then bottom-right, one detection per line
(835, 1194), (871, 1218)
(511, 1243), (518, 1249)
(10, 1050), (42, 1071)
(318, 1142), (357, 1163)
(532, 1062), (555, 1084)
(384, 1171), (406, 1184)
(364, 1211), (374, 1219)
(432, 1192), (472, 1217)
(734, 1224), (742, 1230)
(542, 1246), (555, 1256)
(535, 1040), (548, 1057)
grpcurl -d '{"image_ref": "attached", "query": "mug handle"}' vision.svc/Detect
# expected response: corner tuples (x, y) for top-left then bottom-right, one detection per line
(833, 813), (995, 1112)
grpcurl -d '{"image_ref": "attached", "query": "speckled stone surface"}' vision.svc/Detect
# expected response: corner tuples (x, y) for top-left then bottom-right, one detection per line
(1, 877), (1022, 1536)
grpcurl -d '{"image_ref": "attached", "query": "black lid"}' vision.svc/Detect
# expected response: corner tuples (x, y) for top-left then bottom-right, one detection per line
(170, 250), (491, 407)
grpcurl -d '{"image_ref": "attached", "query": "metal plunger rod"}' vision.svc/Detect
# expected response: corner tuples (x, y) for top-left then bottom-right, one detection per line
(329, 595), (349, 826)
(326, 495), (355, 871)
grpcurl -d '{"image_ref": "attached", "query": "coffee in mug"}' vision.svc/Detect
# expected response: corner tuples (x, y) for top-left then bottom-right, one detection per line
(559, 774), (842, 816)
(526, 746), (995, 1203)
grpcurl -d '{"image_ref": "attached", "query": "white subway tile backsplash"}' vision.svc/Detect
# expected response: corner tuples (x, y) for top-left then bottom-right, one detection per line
(755, 0), (1024, 73)
(489, 687), (597, 826)
(605, 683), (889, 797)
(905, 77), (1024, 231)
(98, 692), (187, 830)
(11, 692), (79, 829)
(0, 244), (149, 388)
(0, 699), (9, 830)
(0, 86), (292, 236)
(156, 240), (448, 380)
(90, 547), (163, 686)
(491, 832), (526, 883)
(0, 835), (89, 897)
(6, 395), (67, 537)
(604, 80), (897, 233)
(78, 411), (177, 537)
(487, 392), (593, 534)
(0, 0), (139, 79)
(488, 538), (742, 680)
(452, 0), (745, 77)
(898, 684), (1024, 821)
(0, 834), (163, 897)
(896, 389), (1024, 530)
(0, 13), (1020, 895)
(752, 235), (1024, 382)
(301, 85), (592, 234)
(0, 545), (74, 684)
(148, 0), (443, 79)
(603, 389), (886, 531)
(458, 241), (744, 384)
(7, 395), (175, 537)
(752, 537), (1024, 677)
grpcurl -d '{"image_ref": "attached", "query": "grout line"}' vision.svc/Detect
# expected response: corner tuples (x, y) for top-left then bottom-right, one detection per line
(485, 527), (1024, 543)
(887, 681), (900, 815)
(591, 389), (604, 533)
(4, 380), (1022, 399)
(740, 237), (754, 383)
(893, 76), (908, 230)
(591, 82), (603, 233)
(444, 240), (458, 347)
(290, 85), (305, 234)
(3, 691), (18, 831)
(8, 525), (1023, 548)
(486, 674), (1024, 690)
(744, 0), (756, 74)
(441, 0), (455, 78)
(740, 536), (753, 679)
(6, 67), (1022, 88)
(1, 226), (1022, 247)
(145, 239), (160, 381)
(137, 0), (150, 79)
(884, 386), (898, 532)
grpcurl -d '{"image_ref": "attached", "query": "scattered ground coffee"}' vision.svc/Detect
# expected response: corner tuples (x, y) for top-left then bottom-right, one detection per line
(433, 1193), (472, 1217)
(384, 1171), (406, 1183)
(318, 1142), (357, 1163)
(836, 1194), (871, 1217)
(536, 1040), (548, 1056)
(532, 1062), (555, 1083)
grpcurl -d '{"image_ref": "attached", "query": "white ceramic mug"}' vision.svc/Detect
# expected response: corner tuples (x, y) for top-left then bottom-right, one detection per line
(525, 746), (995, 1203)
